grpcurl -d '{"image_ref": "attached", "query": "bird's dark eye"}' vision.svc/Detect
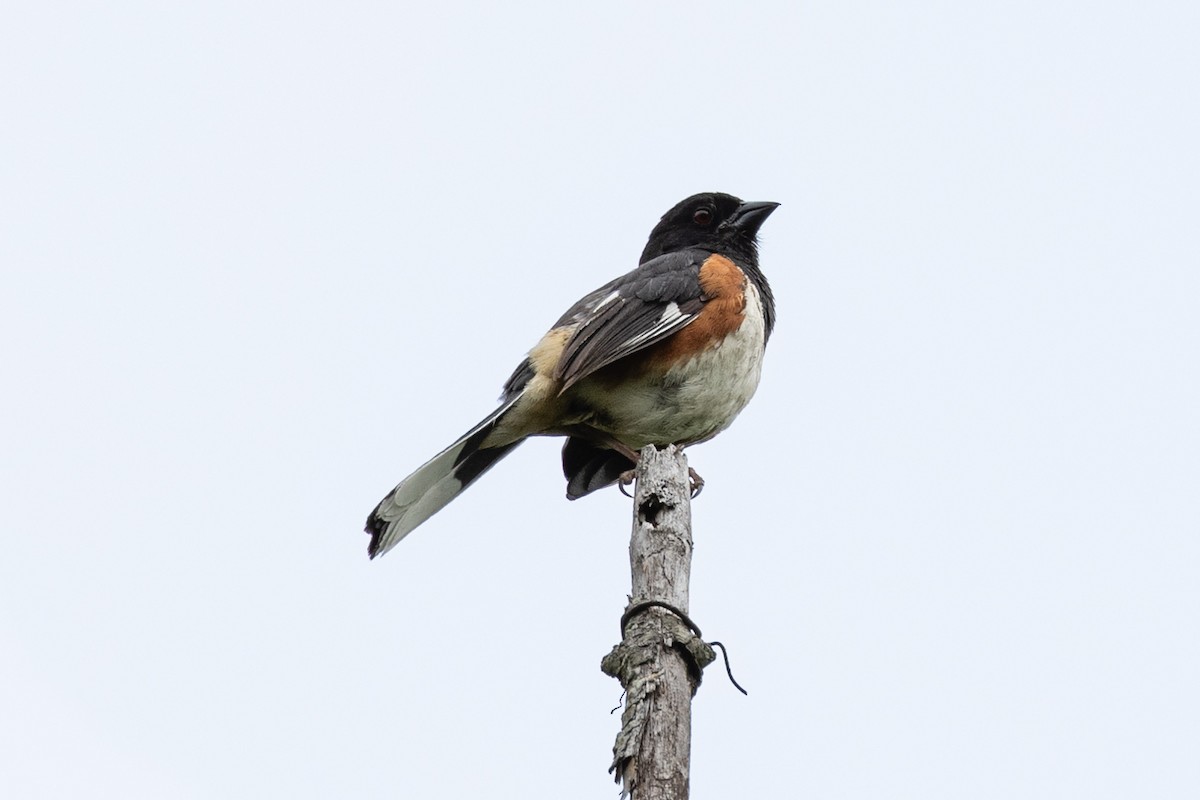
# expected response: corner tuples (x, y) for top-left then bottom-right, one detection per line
(692, 208), (713, 226)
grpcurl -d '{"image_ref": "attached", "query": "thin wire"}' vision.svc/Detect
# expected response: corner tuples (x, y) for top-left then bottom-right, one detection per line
(708, 641), (748, 695)
(620, 600), (703, 639)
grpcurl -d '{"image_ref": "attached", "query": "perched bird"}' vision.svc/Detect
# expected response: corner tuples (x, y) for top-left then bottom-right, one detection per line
(365, 192), (778, 558)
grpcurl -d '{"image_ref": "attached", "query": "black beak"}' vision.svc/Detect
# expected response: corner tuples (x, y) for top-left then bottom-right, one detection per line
(728, 201), (780, 236)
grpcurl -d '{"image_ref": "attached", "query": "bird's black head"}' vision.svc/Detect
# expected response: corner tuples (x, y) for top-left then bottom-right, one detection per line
(639, 192), (779, 265)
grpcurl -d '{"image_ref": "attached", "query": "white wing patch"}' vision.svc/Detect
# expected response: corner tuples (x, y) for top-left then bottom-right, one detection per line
(591, 290), (621, 312)
(618, 301), (689, 351)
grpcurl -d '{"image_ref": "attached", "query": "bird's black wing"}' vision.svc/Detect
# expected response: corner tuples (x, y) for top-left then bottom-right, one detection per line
(553, 249), (709, 391)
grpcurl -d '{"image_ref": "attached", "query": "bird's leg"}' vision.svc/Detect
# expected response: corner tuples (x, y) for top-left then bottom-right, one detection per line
(609, 441), (641, 498)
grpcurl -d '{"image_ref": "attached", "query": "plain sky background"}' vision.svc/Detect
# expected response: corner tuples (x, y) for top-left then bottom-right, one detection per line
(3, 1), (1198, 798)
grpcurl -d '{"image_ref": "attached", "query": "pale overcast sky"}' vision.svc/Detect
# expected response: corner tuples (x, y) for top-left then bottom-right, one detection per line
(2, 2), (1198, 798)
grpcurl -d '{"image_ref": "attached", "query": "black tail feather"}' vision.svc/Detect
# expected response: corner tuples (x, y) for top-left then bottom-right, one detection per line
(452, 440), (522, 491)
(561, 437), (636, 500)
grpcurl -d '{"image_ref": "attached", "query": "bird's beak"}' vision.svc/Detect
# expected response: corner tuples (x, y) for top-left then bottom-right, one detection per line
(728, 201), (780, 236)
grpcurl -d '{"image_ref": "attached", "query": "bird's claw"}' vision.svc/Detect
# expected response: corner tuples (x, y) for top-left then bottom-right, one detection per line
(688, 467), (705, 498)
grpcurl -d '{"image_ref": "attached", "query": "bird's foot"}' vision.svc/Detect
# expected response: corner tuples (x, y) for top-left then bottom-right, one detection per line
(688, 467), (705, 498)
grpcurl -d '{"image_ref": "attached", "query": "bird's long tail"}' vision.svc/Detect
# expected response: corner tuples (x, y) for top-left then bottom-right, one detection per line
(366, 399), (523, 558)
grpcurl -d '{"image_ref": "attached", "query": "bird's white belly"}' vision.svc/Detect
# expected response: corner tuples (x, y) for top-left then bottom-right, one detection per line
(585, 284), (767, 447)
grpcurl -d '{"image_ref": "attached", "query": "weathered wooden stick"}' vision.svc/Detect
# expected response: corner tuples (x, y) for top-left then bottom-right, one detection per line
(601, 445), (715, 800)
